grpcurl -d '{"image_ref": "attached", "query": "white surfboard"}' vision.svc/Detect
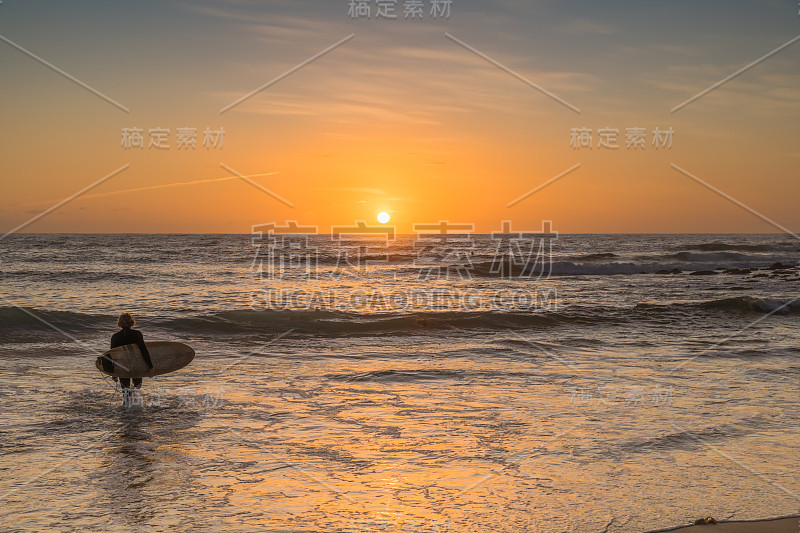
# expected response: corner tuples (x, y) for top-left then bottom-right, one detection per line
(96, 341), (194, 378)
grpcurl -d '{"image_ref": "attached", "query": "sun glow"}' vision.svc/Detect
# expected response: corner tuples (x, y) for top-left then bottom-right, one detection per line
(377, 211), (390, 224)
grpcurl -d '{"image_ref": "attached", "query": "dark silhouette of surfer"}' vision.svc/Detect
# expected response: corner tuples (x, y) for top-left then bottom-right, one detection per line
(111, 312), (153, 400)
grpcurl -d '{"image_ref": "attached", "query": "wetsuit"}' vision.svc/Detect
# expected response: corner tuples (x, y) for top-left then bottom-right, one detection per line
(110, 327), (153, 389)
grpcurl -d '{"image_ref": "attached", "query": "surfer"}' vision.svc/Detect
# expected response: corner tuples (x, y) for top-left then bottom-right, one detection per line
(111, 312), (153, 401)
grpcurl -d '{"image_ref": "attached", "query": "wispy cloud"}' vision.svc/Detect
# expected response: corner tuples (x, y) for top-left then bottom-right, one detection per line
(1, 173), (279, 211)
(559, 19), (617, 36)
(211, 40), (598, 126)
(311, 187), (415, 204)
(642, 60), (800, 114)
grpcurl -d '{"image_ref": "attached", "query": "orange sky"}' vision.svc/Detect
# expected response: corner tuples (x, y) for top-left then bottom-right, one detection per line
(1, 1), (799, 234)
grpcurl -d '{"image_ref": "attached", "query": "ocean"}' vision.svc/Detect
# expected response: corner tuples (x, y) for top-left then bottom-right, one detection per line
(1, 233), (798, 532)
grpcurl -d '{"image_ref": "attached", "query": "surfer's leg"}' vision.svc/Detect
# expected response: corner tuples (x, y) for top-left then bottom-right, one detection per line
(120, 381), (130, 407)
(119, 378), (132, 407)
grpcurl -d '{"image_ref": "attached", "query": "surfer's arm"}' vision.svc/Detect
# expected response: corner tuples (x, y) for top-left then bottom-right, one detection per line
(135, 331), (154, 368)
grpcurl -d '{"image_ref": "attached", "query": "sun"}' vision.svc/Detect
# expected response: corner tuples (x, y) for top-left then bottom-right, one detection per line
(377, 211), (390, 224)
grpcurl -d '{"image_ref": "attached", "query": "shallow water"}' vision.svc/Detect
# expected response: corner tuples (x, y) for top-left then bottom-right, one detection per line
(1, 234), (799, 532)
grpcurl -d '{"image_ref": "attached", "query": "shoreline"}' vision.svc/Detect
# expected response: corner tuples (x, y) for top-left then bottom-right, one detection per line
(646, 515), (800, 533)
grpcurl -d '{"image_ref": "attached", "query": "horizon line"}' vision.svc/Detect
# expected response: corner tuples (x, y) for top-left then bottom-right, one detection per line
(3, 231), (794, 236)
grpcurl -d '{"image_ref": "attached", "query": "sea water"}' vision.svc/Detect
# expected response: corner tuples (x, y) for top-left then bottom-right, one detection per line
(0, 234), (798, 532)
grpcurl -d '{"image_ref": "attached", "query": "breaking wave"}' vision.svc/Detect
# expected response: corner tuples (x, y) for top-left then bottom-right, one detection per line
(2, 296), (797, 343)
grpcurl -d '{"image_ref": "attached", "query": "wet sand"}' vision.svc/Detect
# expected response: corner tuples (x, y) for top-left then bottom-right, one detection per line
(648, 515), (799, 533)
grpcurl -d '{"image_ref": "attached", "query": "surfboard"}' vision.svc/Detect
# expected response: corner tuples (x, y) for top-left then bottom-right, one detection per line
(96, 341), (194, 378)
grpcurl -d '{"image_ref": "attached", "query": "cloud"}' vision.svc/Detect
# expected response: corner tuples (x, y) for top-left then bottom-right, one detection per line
(212, 37), (598, 128)
(560, 19), (617, 36)
(1, 173), (279, 211)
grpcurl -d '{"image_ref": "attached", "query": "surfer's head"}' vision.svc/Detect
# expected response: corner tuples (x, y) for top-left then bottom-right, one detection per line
(117, 312), (135, 329)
